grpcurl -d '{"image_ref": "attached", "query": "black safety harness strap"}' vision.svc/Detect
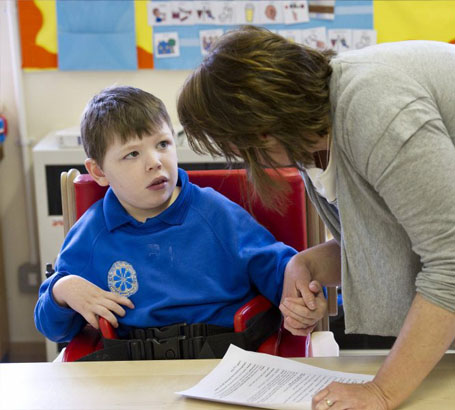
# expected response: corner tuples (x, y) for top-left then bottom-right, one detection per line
(78, 305), (282, 361)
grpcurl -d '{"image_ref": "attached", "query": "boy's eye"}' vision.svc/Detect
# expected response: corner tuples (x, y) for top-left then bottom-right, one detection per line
(124, 151), (139, 159)
(158, 140), (170, 149)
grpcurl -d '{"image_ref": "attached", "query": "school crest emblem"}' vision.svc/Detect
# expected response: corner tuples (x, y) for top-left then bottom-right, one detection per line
(107, 261), (138, 297)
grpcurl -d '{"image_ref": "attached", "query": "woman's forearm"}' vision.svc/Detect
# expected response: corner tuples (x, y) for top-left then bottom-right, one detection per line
(374, 293), (455, 409)
(299, 238), (341, 286)
(280, 239), (341, 334)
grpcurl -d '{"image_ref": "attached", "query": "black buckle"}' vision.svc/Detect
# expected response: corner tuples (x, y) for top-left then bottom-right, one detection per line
(149, 336), (184, 360)
(127, 323), (213, 360)
(152, 323), (187, 340)
(127, 335), (207, 360)
(130, 323), (188, 341)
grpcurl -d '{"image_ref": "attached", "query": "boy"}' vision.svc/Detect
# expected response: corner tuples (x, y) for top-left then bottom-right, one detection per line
(35, 86), (323, 358)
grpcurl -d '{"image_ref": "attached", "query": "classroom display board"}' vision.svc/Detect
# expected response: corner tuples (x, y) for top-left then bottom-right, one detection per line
(18, 0), (377, 71)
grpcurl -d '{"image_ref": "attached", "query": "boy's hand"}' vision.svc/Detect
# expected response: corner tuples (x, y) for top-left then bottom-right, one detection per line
(280, 280), (327, 336)
(52, 275), (135, 329)
(281, 253), (328, 336)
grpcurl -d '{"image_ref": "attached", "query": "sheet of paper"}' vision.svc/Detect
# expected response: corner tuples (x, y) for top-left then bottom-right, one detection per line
(177, 345), (374, 410)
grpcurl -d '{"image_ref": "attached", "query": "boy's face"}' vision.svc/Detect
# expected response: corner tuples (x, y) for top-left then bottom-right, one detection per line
(88, 122), (179, 222)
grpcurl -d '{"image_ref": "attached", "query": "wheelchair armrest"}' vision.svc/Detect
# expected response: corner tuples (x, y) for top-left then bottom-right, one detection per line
(62, 324), (103, 362)
(234, 295), (280, 355)
(234, 295), (273, 332)
(62, 318), (119, 362)
(234, 295), (310, 358)
(99, 317), (118, 340)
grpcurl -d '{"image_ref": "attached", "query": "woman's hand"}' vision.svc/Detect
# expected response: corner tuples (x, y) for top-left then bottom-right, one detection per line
(280, 280), (327, 335)
(281, 252), (317, 304)
(281, 245), (337, 336)
(52, 275), (135, 329)
(312, 381), (389, 410)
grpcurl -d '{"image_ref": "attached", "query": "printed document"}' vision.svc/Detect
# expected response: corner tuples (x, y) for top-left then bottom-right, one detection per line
(177, 345), (374, 409)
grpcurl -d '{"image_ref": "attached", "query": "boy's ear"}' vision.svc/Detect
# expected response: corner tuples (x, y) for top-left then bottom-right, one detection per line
(85, 158), (109, 187)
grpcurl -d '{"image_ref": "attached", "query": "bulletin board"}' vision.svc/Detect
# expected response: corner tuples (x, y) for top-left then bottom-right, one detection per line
(18, 0), (375, 71)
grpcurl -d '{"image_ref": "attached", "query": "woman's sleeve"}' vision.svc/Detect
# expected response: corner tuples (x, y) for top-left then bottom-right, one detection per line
(365, 113), (455, 312)
(335, 63), (455, 313)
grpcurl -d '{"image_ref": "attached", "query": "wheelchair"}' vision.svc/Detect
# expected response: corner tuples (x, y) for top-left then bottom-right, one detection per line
(58, 167), (336, 361)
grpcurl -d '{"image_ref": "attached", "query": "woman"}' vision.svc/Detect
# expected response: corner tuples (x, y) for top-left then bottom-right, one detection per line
(177, 26), (455, 410)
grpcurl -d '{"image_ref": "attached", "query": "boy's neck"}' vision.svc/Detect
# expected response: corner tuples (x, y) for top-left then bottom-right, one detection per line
(127, 185), (182, 223)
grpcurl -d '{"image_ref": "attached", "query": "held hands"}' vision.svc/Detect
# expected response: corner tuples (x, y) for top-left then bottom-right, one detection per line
(52, 275), (135, 329)
(280, 253), (327, 336)
(312, 381), (389, 410)
(280, 280), (327, 335)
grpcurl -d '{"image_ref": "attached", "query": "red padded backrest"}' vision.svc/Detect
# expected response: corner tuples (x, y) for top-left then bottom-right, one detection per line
(74, 174), (108, 220)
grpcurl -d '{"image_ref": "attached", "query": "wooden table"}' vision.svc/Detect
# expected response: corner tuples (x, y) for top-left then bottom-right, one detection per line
(1, 354), (454, 409)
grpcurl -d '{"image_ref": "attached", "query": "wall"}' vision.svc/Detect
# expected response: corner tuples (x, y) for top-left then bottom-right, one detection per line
(22, 70), (191, 147)
(0, 3), (191, 346)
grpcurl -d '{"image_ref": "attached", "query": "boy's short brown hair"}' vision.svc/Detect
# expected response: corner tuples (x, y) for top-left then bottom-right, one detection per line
(81, 86), (173, 166)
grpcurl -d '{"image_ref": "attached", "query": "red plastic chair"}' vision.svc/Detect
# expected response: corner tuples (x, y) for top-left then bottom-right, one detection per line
(60, 168), (310, 361)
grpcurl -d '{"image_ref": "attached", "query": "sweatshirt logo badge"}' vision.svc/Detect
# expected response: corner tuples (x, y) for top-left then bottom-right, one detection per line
(108, 261), (138, 297)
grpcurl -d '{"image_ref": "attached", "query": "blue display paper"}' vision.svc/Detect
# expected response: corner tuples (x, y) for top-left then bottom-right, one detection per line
(56, 0), (137, 71)
(153, 0), (374, 70)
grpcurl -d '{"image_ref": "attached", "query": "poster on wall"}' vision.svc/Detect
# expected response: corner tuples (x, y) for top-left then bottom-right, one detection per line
(154, 31), (181, 58)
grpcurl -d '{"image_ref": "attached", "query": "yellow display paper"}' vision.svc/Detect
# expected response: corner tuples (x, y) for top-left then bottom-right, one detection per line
(374, 0), (455, 43)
